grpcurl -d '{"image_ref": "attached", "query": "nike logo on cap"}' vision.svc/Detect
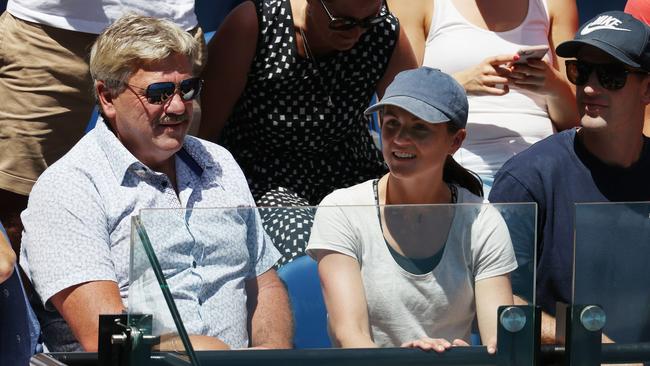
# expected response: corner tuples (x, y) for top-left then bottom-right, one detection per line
(581, 15), (631, 35)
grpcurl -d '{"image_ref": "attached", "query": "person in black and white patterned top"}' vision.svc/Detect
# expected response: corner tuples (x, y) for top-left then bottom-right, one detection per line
(200, 0), (417, 266)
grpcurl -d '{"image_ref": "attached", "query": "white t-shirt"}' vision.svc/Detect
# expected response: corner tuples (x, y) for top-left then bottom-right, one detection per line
(306, 180), (517, 347)
(7, 0), (198, 34)
(423, 0), (554, 177)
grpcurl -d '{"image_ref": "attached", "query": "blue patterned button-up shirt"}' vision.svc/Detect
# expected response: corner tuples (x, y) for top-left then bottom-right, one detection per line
(21, 120), (279, 351)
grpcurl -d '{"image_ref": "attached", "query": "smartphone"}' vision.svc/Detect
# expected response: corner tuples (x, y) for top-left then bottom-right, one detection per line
(513, 45), (549, 64)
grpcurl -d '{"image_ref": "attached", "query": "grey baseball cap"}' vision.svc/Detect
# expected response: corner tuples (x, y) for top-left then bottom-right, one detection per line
(365, 67), (468, 128)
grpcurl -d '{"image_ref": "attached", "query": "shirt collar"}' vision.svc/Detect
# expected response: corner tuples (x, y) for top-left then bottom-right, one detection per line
(93, 117), (218, 184)
(94, 119), (146, 182)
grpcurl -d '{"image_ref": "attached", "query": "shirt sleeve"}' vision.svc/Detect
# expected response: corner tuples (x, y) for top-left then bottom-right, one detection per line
(306, 193), (361, 261)
(21, 168), (116, 309)
(489, 171), (536, 204)
(471, 205), (518, 282)
(245, 205), (281, 279)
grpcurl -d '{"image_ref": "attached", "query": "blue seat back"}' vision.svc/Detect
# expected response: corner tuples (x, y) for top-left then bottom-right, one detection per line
(277, 255), (331, 349)
(577, 0), (627, 24)
(195, 0), (244, 34)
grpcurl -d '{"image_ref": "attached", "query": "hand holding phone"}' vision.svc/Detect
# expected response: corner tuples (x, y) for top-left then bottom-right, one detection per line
(513, 45), (549, 65)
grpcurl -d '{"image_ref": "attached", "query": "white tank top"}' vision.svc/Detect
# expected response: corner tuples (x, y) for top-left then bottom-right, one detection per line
(7, 0), (198, 34)
(423, 0), (554, 177)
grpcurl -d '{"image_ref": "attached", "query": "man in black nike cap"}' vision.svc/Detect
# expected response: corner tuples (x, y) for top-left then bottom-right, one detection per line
(489, 11), (650, 342)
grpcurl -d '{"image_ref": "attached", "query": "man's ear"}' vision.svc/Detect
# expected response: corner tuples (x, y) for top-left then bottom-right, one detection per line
(641, 74), (650, 107)
(96, 81), (117, 120)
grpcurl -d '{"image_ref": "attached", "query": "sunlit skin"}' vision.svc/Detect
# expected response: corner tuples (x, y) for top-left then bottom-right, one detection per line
(381, 105), (464, 181)
(302, 0), (384, 53)
(573, 45), (650, 169)
(380, 105), (465, 204)
(98, 53), (193, 175)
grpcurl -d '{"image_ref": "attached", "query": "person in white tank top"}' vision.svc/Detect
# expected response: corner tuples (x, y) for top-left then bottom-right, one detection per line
(388, 0), (579, 191)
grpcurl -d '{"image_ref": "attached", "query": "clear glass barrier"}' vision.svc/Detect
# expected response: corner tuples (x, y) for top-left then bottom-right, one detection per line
(129, 216), (197, 365)
(573, 202), (650, 343)
(130, 203), (535, 357)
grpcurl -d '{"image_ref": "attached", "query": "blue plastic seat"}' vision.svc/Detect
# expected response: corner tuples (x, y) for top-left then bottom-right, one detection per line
(277, 255), (331, 349)
(577, 0), (627, 25)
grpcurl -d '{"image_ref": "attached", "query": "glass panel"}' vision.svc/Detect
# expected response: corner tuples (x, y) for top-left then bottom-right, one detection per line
(129, 215), (198, 366)
(496, 203), (538, 306)
(573, 202), (650, 343)
(131, 203), (535, 355)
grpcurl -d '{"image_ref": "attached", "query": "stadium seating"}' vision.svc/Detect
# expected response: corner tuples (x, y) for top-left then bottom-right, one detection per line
(277, 255), (331, 349)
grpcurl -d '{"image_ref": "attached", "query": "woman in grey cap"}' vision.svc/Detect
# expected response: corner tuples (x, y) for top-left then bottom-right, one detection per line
(306, 67), (516, 352)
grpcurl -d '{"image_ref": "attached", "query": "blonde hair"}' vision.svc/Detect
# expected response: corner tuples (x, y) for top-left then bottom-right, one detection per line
(89, 13), (199, 98)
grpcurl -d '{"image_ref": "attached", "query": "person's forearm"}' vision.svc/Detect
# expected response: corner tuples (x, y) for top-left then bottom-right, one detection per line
(545, 69), (579, 131)
(514, 295), (557, 344)
(540, 310), (558, 344)
(331, 326), (377, 348)
(247, 279), (293, 348)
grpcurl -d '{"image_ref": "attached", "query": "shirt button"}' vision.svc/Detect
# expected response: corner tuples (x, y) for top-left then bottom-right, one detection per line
(3, 289), (9, 298)
(198, 299), (203, 306)
(192, 261), (197, 268)
(161, 181), (168, 188)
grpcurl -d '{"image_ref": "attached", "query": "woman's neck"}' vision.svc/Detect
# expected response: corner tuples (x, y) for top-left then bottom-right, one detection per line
(379, 173), (452, 205)
(292, 0), (332, 57)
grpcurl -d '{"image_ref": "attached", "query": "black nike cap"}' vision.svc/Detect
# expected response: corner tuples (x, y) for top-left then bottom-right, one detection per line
(556, 11), (650, 71)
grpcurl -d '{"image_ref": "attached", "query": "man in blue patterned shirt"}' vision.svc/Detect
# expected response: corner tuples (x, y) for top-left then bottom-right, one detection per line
(20, 14), (292, 352)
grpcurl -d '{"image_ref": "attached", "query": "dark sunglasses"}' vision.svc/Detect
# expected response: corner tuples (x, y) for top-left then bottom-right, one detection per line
(319, 0), (389, 31)
(565, 60), (647, 91)
(122, 77), (203, 104)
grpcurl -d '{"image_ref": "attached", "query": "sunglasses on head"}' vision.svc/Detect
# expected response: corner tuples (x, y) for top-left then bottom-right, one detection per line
(122, 77), (203, 105)
(565, 60), (647, 91)
(319, 0), (389, 31)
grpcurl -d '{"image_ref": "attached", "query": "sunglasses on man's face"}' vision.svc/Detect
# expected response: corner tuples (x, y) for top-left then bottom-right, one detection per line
(319, 0), (389, 31)
(565, 60), (647, 91)
(124, 77), (203, 105)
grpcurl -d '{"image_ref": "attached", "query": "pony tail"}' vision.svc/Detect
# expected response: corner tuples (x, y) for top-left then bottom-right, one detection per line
(442, 155), (484, 197)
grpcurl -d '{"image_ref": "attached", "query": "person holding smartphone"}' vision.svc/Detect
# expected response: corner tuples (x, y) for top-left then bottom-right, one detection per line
(389, 0), (579, 193)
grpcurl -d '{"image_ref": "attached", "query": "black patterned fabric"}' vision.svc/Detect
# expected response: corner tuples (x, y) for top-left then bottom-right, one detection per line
(222, 0), (398, 264)
(258, 187), (315, 267)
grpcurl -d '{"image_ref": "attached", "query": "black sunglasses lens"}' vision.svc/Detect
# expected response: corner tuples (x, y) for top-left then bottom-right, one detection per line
(144, 78), (201, 104)
(566, 61), (590, 86)
(566, 60), (629, 90)
(596, 64), (627, 90)
(146, 82), (175, 104)
(180, 78), (201, 101)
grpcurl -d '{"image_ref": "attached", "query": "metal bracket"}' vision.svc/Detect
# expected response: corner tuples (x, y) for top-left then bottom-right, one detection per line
(98, 313), (156, 366)
(497, 305), (541, 366)
(555, 302), (604, 366)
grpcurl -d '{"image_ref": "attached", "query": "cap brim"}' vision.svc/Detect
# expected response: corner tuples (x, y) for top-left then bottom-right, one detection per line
(556, 39), (641, 68)
(364, 95), (450, 124)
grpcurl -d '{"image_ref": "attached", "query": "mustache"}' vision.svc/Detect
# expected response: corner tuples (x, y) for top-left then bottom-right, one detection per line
(158, 113), (189, 124)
